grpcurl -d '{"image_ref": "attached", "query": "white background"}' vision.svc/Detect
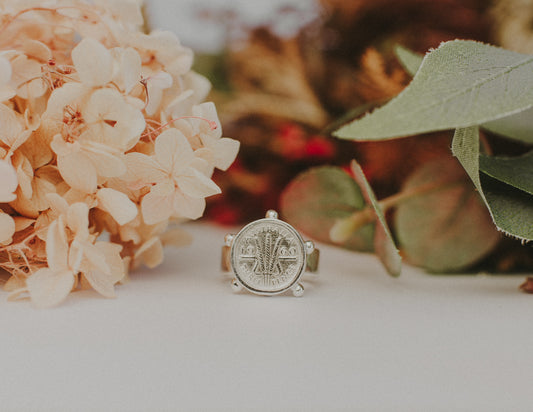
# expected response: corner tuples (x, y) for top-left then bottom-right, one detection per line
(1, 223), (532, 411)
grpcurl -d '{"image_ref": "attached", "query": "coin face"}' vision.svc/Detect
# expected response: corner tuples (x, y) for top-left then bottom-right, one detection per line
(230, 218), (306, 295)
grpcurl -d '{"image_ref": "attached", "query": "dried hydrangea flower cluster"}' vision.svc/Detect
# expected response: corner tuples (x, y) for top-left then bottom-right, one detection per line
(0, 1), (239, 307)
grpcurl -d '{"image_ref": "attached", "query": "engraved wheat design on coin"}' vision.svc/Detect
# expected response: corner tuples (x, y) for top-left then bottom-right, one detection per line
(232, 219), (305, 294)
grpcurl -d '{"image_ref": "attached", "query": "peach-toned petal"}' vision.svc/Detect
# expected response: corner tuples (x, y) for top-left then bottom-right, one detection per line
(45, 193), (69, 216)
(45, 218), (69, 273)
(183, 72), (212, 105)
(141, 181), (175, 224)
(57, 150), (98, 194)
(115, 47), (142, 94)
(13, 153), (33, 199)
(13, 216), (34, 232)
(125, 152), (167, 184)
(50, 135), (74, 157)
(75, 241), (110, 276)
(192, 102), (222, 137)
(72, 38), (113, 87)
(82, 88), (145, 150)
(83, 268), (116, 298)
(0, 103), (23, 148)
(0, 56), (15, 101)
(66, 202), (90, 240)
(96, 241), (124, 283)
(26, 268), (74, 308)
(165, 89), (195, 118)
(0, 212), (15, 245)
(11, 172), (57, 218)
(211, 137), (240, 171)
(82, 143), (127, 178)
(176, 168), (221, 198)
(42, 83), (88, 138)
(22, 40), (52, 62)
(172, 191), (206, 220)
(10, 54), (47, 99)
(30, 172), (57, 211)
(20, 130), (54, 169)
(96, 187), (137, 225)
(134, 236), (163, 269)
(145, 71), (172, 115)
(155, 128), (193, 173)
(0, 159), (18, 202)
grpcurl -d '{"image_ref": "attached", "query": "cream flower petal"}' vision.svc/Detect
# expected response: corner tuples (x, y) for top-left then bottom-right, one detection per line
(192, 102), (222, 137)
(96, 241), (125, 283)
(155, 128), (193, 173)
(75, 240), (111, 276)
(211, 137), (241, 171)
(20, 130), (54, 169)
(45, 218), (69, 273)
(0, 55), (11, 84)
(0, 56), (15, 101)
(0, 212), (15, 245)
(82, 240), (122, 297)
(57, 149), (98, 194)
(11, 173), (57, 218)
(125, 152), (167, 184)
(145, 71), (172, 115)
(14, 154), (33, 199)
(45, 193), (69, 216)
(183, 72), (212, 105)
(134, 236), (163, 269)
(10, 54), (46, 99)
(13, 216), (34, 232)
(0, 103), (23, 148)
(26, 268), (75, 308)
(190, 153), (214, 176)
(141, 181), (175, 224)
(176, 168), (221, 198)
(82, 144), (127, 178)
(22, 40), (52, 62)
(96, 187), (137, 225)
(72, 38), (113, 87)
(67, 202), (90, 240)
(82, 88), (145, 150)
(83, 268), (116, 298)
(0, 159), (18, 202)
(172, 191), (205, 220)
(42, 83), (88, 138)
(113, 47), (142, 94)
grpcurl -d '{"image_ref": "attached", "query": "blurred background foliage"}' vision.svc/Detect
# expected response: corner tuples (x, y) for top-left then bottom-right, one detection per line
(154, 0), (533, 273)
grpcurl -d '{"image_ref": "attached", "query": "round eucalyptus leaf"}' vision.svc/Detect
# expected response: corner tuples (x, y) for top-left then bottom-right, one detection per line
(395, 158), (500, 272)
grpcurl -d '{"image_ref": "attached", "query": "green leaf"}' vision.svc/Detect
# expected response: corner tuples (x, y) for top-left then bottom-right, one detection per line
(394, 45), (423, 77)
(452, 126), (533, 241)
(280, 166), (374, 252)
(481, 107), (533, 143)
(335, 40), (533, 141)
(479, 150), (533, 195)
(350, 160), (401, 277)
(394, 157), (499, 272)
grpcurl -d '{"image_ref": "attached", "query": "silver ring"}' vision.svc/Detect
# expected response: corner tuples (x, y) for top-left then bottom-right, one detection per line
(222, 210), (319, 297)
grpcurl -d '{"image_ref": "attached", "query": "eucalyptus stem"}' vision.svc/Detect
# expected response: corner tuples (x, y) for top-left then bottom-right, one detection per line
(378, 178), (463, 212)
(330, 177), (463, 243)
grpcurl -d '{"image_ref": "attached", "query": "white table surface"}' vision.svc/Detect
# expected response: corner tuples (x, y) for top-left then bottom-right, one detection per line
(0, 222), (532, 412)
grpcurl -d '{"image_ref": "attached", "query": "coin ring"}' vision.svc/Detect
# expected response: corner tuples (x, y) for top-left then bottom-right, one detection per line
(230, 217), (306, 295)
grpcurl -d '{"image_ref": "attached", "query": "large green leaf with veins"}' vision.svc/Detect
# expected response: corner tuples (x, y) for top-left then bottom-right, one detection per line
(336, 40), (533, 141)
(452, 127), (533, 241)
